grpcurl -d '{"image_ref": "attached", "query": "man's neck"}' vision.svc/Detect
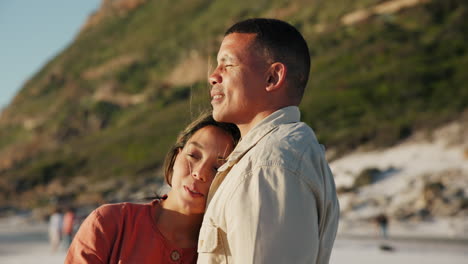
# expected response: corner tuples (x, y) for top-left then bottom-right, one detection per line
(237, 109), (278, 137)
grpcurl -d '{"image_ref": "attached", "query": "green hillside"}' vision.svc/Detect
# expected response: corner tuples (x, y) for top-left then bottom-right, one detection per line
(0, 0), (467, 210)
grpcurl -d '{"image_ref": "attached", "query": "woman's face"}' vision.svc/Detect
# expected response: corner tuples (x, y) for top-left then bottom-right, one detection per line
(169, 125), (234, 214)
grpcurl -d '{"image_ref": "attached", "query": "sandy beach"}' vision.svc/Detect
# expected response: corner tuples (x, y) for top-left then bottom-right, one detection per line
(0, 217), (66, 264)
(331, 237), (468, 264)
(1, 216), (467, 264)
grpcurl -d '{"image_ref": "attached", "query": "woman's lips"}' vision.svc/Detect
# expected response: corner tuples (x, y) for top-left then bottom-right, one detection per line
(184, 185), (204, 198)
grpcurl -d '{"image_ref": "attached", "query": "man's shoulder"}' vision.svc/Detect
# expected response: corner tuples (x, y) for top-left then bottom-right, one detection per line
(248, 122), (322, 166)
(258, 122), (318, 152)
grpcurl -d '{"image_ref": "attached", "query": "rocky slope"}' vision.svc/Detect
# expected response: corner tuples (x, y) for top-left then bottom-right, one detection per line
(333, 115), (468, 238)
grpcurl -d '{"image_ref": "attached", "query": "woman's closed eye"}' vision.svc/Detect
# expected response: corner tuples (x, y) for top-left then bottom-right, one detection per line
(186, 152), (200, 160)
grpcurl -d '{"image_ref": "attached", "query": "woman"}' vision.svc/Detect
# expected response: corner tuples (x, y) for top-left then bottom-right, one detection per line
(65, 113), (240, 263)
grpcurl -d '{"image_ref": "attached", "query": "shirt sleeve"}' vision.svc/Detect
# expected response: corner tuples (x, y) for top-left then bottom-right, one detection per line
(65, 206), (118, 264)
(226, 164), (321, 263)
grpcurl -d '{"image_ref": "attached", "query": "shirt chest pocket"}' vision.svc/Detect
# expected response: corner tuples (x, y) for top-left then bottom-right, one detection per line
(197, 222), (228, 263)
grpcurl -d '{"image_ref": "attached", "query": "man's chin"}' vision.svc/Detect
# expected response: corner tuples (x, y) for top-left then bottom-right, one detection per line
(212, 110), (227, 123)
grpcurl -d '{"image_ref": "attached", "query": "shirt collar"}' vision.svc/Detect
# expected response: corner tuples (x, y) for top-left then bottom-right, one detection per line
(218, 106), (300, 171)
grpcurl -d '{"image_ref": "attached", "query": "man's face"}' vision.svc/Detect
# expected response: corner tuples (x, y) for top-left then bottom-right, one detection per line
(209, 33), (269, 126)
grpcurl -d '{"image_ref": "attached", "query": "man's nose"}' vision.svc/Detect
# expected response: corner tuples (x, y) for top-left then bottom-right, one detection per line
(209, 69), (221, 85)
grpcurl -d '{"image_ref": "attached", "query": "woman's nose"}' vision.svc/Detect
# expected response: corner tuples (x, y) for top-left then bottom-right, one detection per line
(192, 163), (211, 182)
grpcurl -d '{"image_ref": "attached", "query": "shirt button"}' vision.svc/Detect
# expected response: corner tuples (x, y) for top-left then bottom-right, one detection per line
(170, 250), (181, 262)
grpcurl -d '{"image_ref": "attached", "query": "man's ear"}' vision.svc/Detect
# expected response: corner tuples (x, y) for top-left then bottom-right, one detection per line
(266, 62), (287, 92)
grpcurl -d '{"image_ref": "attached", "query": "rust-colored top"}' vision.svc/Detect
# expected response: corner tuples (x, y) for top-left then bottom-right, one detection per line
(65, 200), (197, 264)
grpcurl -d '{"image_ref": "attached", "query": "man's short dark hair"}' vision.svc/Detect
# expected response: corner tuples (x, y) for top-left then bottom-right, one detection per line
(225, 18), (310, 102)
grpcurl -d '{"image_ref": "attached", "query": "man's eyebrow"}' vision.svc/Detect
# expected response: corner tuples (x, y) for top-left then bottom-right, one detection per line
(218, 54), (235, 63)
(188, 141), (204, 149)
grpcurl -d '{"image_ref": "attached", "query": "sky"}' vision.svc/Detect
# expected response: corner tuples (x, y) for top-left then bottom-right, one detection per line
(0, 0), (100, 110)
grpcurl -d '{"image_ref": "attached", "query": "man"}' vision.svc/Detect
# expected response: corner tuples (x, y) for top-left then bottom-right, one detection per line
(197, 18), (339, 263)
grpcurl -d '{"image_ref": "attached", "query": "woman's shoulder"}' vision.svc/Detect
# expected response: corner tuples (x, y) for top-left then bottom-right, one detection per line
(93, 201), (159, 219)
(89, 202), (143, 217)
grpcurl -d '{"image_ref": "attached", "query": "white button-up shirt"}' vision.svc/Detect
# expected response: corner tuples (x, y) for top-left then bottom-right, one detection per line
(197, 106), (339, 264)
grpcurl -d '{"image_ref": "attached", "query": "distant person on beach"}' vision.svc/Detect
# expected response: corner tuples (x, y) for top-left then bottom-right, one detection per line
(62, 207), (76, 249)
(65, 112), (240, 264)
(197, 18), (340, 263)
(375, 213), (389, 240)
(374, 213), (395, 251)
(48, 207), (63, 253)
